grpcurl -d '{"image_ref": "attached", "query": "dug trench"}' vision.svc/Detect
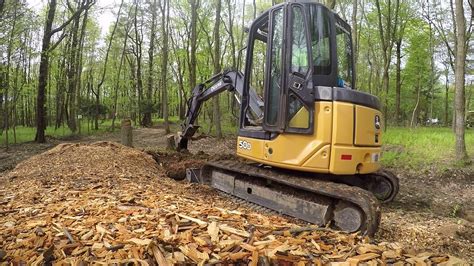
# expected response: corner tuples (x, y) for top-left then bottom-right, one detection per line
(0, 127), (472, 263)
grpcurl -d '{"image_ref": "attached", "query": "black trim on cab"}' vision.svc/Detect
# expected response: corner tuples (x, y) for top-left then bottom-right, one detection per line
(313, 86), (381, 111)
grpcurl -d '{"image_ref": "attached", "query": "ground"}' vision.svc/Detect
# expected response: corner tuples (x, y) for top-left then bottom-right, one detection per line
(0, 127), (472, 262)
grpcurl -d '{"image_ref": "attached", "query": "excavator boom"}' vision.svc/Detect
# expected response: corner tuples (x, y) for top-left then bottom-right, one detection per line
(177, 70), (263, 150)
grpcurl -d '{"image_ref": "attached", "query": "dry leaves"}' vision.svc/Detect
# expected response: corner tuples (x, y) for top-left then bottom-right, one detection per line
(0, 142), (467, 264)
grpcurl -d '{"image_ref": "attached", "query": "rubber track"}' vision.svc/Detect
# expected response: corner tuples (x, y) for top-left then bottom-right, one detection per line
(202, 160), (381, 236)
(217, 191), (278, 215)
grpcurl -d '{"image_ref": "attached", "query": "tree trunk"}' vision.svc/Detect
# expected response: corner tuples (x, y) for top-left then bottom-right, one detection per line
(132, 1), (144, 125)
(189, 0), (199, 90)
(112, 21), (131, 131)
(170, 33), (187, 120)
(351, 0), (358, 74)
(4, 0), (19, 149)
(225, 0), (237, 68)
(445, 66), (449, 126)
(212, 0), (223, 138)
(76, 8), (89, 134)
(66, 1), (83, 133)
(375, 0), (400, 129)
(411, 78), (421, 128)
(395, 39), (402, 125)
(143, 0), (156, 127)
(35, 0), (57, 143)
(252, 0), (256, 18)
(237, 0), (246, 69)
(160, 0), (170, 133)
(453, 0), (468, 161)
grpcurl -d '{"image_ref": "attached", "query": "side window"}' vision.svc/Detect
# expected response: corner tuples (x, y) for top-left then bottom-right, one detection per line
(250, 39), (266, 97)
(265, 8), (284, 126)
(336, 24), (353, 88)
(291, 7), (308, 74)
(309, 5), (331, 75)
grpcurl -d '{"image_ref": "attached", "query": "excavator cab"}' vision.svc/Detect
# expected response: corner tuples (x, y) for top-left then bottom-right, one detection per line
(177, 1), (398, 236)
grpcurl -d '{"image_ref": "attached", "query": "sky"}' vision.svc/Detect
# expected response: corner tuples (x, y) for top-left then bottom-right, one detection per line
(26, 0), (117, 37)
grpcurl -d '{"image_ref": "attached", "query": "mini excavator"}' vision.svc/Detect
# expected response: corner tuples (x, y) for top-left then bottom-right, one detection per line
(175, 0), (399, 236)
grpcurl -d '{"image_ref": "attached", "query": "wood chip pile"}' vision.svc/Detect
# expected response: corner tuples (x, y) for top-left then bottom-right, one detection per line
(0, 142), (466, 264)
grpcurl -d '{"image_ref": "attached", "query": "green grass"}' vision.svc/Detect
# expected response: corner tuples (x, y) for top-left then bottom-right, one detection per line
(2, 118), (472, 172)
(381, 126), (474, 170)
(0, 116), (183, 147)
(0, 120), (111, 147)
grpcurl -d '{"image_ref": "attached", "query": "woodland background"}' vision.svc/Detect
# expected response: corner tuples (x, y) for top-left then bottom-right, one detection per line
(0, 0), (473, 160)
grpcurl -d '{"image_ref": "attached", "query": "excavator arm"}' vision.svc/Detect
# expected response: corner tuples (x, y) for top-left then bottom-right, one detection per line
(177, 70), (263, 151)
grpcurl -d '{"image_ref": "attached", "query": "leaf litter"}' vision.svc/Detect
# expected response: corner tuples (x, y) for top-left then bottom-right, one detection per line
(0, 141), (467, 264)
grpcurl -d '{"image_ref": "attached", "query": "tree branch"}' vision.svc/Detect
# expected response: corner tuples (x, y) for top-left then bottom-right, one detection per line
(49, 0), (95, 37)
(49, 31), (68, 51)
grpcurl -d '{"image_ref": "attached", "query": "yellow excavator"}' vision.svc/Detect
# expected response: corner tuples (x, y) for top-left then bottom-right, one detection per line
(175, 1), (399, 236)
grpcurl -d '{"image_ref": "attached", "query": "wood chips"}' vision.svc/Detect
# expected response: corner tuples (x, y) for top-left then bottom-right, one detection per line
(0, 142), (467, 264)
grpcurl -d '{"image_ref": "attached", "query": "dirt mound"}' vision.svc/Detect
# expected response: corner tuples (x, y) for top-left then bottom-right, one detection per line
(146, 150), (237, 180)
(7, 141), (161, 180)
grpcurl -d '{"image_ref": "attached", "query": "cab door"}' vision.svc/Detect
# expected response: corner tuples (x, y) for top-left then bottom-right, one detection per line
(285, 3), (314, 134)
(263, 3), (314, 134)
(263, 5), (286, 132)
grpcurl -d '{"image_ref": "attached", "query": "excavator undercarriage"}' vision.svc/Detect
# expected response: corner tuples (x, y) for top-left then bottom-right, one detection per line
(185, 159), (398, 236)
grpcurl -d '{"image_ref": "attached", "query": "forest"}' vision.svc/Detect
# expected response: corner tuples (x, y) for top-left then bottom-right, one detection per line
(1, 0), (474, 263)
(0, 0), (473, 160)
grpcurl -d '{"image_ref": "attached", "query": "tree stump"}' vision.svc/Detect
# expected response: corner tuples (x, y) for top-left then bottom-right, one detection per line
(121, 119), (133, 147)
(166, 134), (176, 150)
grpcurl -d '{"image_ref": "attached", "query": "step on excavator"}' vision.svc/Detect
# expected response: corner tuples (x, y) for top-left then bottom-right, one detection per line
(174, 0), (399, 236)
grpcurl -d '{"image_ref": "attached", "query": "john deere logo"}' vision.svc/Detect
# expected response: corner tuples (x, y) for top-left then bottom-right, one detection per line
(375, 115), (381, 129)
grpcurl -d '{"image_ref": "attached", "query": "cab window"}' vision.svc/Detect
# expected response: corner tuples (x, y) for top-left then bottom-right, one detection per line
(336, 24), (353, 88)
(309, 5), (331, 75)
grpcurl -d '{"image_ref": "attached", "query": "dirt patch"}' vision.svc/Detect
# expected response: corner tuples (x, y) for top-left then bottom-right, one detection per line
(376, 166), (474, 260)
(0, 142), (56, 172)
(146, 150), (209, 180)
(146, 150), (237, 180)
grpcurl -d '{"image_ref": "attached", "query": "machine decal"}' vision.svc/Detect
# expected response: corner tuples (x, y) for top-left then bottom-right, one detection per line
(372, 153), (380, 162)
(374, 115), (381, 129)
(238, 140), (252, 150)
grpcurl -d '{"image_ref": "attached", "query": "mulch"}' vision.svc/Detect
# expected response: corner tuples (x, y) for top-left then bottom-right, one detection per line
(0, 142), (466, 264)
